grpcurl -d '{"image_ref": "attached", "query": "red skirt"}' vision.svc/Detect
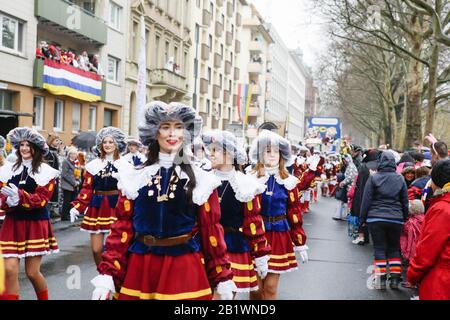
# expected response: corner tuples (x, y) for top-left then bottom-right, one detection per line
(228, 252), (258, 293)
(265, 230), (298, 274)
(118, 252), (213, 300)
(0, 217), (59, 259)
(80, 196), (117, 234)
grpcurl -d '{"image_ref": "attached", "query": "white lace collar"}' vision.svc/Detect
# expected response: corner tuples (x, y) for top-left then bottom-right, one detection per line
(85, 157), (131, 176)
(215, 170), (266, 203)
(114, 163), (221, 206)
(0, 161), (59, 187)
(252, 171), (299, 191)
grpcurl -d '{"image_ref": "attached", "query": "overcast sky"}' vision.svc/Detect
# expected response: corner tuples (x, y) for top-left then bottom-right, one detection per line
(250, 0), (329, 70)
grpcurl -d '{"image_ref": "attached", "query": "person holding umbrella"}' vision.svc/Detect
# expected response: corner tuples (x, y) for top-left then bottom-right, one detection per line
(70, 127), (132, 266)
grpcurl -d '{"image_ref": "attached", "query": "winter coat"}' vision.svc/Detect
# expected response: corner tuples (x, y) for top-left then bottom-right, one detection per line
(335, 172), (348, 203)
(61, 158), (80, 191)
(360, 152), (409, 223)
(407, 192), (450, 300)
(45, 146), (60, 202)
(408, 176), (430, 200)
(400, 214), (425, 261)
(350, 160), (377, 217)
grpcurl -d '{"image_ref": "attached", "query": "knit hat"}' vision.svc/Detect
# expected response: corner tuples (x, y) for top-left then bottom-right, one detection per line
(431, 159), (450, 188)
(250, 130), (293, 167)
(7, 127), (49, 156)
(93, 126), (127, 155)
(138, 101), (202, 146)
(201, 130), (246, 165)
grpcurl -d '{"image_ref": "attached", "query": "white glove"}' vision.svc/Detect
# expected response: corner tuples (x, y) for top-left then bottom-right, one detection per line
(216, 280), (237, 300)
(2, 184), (20, 207)
(295, 245), (309, 263)
(254, 255), (270, 280)
(70, 208), (80, 223)
(91, 274), (115, 300)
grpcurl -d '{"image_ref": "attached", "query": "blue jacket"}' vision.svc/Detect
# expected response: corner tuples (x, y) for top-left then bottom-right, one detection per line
(360, 152), (409, 223)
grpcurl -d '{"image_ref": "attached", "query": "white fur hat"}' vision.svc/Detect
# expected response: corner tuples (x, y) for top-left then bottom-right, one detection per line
(7, 127), (49, 156)
(202, 130), (247, 165)
(249, 130), (293, 167)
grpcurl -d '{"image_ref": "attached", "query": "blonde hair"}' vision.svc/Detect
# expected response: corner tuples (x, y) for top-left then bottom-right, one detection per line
(253, 157), (290, 179)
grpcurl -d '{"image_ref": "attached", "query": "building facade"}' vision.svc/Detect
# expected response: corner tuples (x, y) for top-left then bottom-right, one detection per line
(0, 0), (129, 144)
(125, 0), (192, 136)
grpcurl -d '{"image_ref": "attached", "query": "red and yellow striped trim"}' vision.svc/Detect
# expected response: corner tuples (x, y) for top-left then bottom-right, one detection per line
(119, 286), (212, 300)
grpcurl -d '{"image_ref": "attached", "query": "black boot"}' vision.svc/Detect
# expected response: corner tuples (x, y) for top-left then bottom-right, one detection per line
(374, 274), (387, 290)
(389, 274), (401, 290)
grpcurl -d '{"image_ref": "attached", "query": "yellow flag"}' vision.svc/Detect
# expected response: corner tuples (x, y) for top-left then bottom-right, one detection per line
(243, 84), (253, 128)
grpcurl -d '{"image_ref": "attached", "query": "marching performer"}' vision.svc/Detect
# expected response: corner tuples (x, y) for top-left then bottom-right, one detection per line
(192, 137), (212, 171)
(202, 130), (270, 297)
(0, 136), (6, 221)
(123, 137), (147, 167)
(90, 101), (236, 300)
(249, 130), (308, 300)
(70, 127), (131, 266)
(0, 128), (60, 300)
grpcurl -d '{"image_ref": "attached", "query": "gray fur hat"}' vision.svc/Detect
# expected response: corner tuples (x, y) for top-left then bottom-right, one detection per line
(0, 136), (6, 150)
(138, 101), (202, 146)
(249, 130), (293, 167)
(7, 127), (49, 156)
(202, 130), (247, 165)
(126, 137), (142, 148)
(93, 126), (127, 155)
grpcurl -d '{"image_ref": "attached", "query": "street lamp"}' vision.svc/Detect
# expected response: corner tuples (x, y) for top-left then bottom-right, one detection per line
(193, 24), (208, 110)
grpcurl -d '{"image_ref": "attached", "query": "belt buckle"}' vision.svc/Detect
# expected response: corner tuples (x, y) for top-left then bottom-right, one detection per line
(144, 235), (156, 246)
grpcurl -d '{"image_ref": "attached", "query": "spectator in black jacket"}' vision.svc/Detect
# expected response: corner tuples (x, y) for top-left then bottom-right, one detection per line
(45, 133), (62, 219)
(60, 147), (81, 221)
(361, 151), (409, 290)
(351, 149), (381, 245)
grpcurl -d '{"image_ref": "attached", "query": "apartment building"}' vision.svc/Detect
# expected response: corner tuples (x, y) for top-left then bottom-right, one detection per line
(287, 48), (307, 144)
(237, 3), (274, 143)
(0, 0), (129, 144)
(125, 0), (192, 136)
(188, 0), (247, 134)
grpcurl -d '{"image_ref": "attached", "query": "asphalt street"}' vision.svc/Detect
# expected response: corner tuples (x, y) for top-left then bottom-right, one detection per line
(17, 196), (413, 300)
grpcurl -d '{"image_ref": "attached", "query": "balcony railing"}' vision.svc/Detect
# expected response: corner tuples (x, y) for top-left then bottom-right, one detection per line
(234, 67), (240, 80)
(224, 90), (230, 103)
(227, 1), (233, 17)
(251, 84), (261, 95)
(226, 31), (233, 46)
(243, 17), (260, 28)
(149, 69), (187, 93)
(235, 39), (241, 53)
(35, 0), (107, 45)
(249, 41), (263, 52)
(236, 12), (242, 26)
(215, 21), (223, 37)
(246, 128), (258, 138)
(248, 62), (262, 74)
(216, 0), (224, 7)
(202, 9), (211, 27)
(213, 84), (221, 99)
(248, 107), (261, 117)
(201, 44), (210, 60)
(214, 53), (222, 68)
(225, 60), (232, 75)
(200, 78), (209, 94)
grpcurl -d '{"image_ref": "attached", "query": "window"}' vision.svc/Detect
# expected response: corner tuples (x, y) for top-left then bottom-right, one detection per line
(0, 13), (24, 53)
(196, 0), (200, 8)
(89, 106), (97, 131)
(208, 34), (212, 52)
(206, 99), (210, 114)
(104, 109), (113, 127)
(0, 90), (13, 110)
(107, 56), (120, 83)
(219, 74), (222, 88)
(154, 35), (160, 67)
(109, 1), (122, 31)
(82, 0), (96, 14)
(207, 67), (211, 83)
(32, 96), (44, 130)
(53, 100), (64, 131)
(184, 52), (188, 76)
(131, 21), (138, 60)
(72, 102), (81, 133)
(165, 41), (170, 64)
(220, 44), (223, 57)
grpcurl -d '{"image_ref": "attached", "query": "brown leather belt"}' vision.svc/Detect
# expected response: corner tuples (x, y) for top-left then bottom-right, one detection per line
(262, 214), (287, 223)
(93, 190), (119, 196)
(136, 232), (195, 247)
(223, 226), (241, 233)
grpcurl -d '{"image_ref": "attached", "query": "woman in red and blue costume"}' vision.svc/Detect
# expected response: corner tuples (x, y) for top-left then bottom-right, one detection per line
(90, 101), (236, 300)
(249, 130), (309, 300)
(70, 127), (131, 266)
(202, 130), (270, 298)
(0, 127), (59, 300)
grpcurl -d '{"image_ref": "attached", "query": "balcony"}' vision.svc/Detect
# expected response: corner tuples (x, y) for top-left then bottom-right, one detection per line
(233, 94), (238, 106)
(225, 60), (232, 75)
(234, 67), (240, 80)
(148, 69), (188, 101)
(35, 0), (107, 45)
(251, 84), (261, 95)
(248, 107), (261, 117)
(235, 39), (241, 53)
(201, 44), (210, 60)
(265, 91), (271, 101)
(215, 21), (224, 37)
(213, 85), (221, 99)
(200, 78), (209, 94)
(246, 128), (258, 138)
(225, 31), (233, 46)
(243, 17), (260, 28)
(236, 12), (242, 26)
(227, 1), (233, 17)
(202, 9), (211, 27)
(266, 73), (272, 81)
(224, 90), (230, 103)
(214, 53), (222, 68)
(216, 0), (224, 7)
(267, 52), (273, 62)
(33, 58), (106, 101)
(248, 62), (263, 74)
(249, 41), (263, 52)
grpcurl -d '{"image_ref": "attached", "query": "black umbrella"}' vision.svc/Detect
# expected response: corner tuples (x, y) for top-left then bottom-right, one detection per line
(71, 131), (97, 150)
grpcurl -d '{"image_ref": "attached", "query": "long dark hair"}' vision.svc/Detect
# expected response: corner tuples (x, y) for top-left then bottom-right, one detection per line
(143, 141), (197, 204)
(14, 142), (45, 174)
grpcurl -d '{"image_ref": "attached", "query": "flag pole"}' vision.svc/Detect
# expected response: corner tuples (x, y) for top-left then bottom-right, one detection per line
(136, 14), (147, 131)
